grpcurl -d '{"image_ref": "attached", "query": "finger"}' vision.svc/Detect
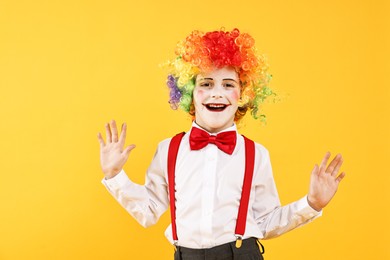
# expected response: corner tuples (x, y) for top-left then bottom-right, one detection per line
(331, 155), (344, 177)
(110, 120), (119, 142)
(105, 123), (112, 143)
(336, 172), (346, 183)
(118, 123), (127, 146)
(97, 132), (106, 148)
(325, 154), (342, 175)
(319, 152), (331, 174)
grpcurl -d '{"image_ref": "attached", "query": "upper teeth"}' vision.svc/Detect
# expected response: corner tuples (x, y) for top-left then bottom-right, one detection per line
(208, 104), (225, 108)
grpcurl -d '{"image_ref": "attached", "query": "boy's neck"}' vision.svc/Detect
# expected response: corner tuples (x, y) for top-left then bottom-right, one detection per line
(193, 121), (236, 134)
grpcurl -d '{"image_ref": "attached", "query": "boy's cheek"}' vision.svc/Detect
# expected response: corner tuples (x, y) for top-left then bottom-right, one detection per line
(194, 89), (206, 101)
(228, 90), (240, 102)
(231, 91), (240, 101)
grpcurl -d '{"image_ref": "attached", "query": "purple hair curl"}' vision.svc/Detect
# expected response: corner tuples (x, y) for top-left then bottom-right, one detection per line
(167, 75), (182, 109)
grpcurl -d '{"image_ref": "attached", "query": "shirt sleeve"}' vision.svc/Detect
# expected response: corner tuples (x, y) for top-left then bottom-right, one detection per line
(252, 146), (322, 239)
(101, 142), (169, 228)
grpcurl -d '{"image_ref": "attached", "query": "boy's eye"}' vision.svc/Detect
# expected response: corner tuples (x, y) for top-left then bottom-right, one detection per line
(224, 83), (236, 88)
(200, 82), (212, 87)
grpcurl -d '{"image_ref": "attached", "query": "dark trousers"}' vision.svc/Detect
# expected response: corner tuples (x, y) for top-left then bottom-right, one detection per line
(174, 237), (264, 260)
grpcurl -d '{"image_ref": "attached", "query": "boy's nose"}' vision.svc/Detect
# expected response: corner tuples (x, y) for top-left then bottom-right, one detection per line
(210, 85), (223, 98)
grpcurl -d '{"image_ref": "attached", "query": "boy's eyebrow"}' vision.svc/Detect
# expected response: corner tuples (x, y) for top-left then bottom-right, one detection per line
(198, 78), (239, 84)
(223, 78), (239, 83)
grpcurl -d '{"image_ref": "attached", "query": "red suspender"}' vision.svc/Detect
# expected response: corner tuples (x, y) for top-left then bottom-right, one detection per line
(167, 133), (255, 247)
(234, 135), (255, 247)
(167, 132), (185, 244)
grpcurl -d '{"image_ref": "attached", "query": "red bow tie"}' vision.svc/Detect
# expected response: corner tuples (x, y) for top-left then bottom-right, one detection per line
(189, 127), (237, 155)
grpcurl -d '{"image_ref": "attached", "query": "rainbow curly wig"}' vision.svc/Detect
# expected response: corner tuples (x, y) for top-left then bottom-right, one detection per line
(165, 28), (275, 122)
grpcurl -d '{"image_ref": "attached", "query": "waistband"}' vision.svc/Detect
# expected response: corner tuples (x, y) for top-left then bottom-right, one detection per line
(176, 237), (264, 255)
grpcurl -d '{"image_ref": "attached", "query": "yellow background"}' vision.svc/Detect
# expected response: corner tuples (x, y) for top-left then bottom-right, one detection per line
(0, 0), (389, 259)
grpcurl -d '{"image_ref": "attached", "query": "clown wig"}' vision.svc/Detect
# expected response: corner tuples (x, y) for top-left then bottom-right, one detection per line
(165, 28), (275, 122)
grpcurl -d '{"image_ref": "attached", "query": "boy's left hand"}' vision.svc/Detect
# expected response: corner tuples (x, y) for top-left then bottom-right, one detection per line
(307, 152), (346, 211)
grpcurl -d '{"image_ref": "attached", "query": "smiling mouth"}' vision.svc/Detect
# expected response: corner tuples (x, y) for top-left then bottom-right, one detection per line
(204, 103), (229, 112)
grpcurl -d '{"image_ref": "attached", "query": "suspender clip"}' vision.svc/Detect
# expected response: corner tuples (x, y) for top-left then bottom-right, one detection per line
(235, 235), (243, 248)
(173, 240), (178, 252)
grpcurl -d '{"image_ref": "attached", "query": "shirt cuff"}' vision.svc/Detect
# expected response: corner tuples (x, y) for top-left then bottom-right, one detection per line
(101, 169), (131, 190)
(295, 195), (323, 219)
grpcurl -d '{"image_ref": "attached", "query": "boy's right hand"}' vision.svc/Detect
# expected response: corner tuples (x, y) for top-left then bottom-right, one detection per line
(97, 120), (136, 179)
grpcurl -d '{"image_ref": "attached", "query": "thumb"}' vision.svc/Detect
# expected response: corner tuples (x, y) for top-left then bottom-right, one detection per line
(311, 164), (319, 176)
(123, 144), (136, 158)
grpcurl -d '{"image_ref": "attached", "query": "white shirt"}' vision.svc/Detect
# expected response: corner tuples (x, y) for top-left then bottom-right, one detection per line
(102, 123), (321, 249)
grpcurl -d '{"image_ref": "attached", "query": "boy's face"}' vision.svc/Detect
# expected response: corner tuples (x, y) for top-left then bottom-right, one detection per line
(193, 66), (240, 133)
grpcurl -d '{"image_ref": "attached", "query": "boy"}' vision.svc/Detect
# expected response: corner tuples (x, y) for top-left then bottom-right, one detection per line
(98, 28), (345, 260)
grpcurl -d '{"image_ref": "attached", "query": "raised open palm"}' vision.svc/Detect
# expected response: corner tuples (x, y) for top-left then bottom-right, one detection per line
(97, 120), (136, 179)
(307, 152), (346, 211)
